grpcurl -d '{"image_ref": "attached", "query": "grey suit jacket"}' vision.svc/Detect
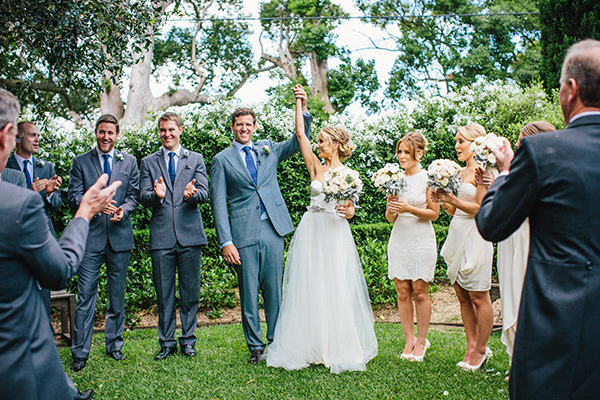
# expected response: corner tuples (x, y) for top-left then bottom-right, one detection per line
(1, 167), (26, 187)
(6, 153), (62, 211)
(210, 113), (311, 248)
(68, 148), (140, 253)
(476, 115), (600, 399)
(0, 181), (89, 400)
(139, 148), (209, 250)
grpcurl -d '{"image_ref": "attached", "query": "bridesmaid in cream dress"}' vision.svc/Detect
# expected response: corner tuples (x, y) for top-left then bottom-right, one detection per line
(386, 133), (439, 362)
(475, 121), (556, 365)
(432, 124), (494, 371)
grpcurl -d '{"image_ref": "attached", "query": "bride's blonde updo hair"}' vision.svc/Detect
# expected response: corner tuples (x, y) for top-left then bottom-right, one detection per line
(456, 124), (486, 141)
(320, 126), (355, 161)
(397, 132), (428, 161)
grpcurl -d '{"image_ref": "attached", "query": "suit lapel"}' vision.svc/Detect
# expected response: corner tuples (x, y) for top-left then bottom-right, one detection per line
(253, 144), (266, 185)
(32, 156), (40, 180)
(110, 150), (124, 184)
(224, 145), (254, 186)
(90, 148), (103, 178)
(175, 148), (189, 188)
(156, 151), (173, 192)
(7, 154), (20, 170)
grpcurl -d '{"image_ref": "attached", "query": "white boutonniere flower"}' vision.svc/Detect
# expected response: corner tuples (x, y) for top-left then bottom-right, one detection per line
(37, 160), (45, 167)
(183, 149), (189, 158)
(263, 145), (270, 155)
(116, 153), (124, 161)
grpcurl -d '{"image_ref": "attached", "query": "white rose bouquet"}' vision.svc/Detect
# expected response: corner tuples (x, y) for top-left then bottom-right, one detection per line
(322, 166), (363, 206)
(427, 159), (462, 197)
(371, 163), (407, 197)
(469, 133), (504, 169)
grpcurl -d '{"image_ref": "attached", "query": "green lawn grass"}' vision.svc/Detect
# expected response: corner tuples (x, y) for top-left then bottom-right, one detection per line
(61, 323), (510, 400)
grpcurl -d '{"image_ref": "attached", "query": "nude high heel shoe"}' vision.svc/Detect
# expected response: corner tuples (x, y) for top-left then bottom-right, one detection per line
(409, 339), (430, 362)
(463, 347), (493, 371)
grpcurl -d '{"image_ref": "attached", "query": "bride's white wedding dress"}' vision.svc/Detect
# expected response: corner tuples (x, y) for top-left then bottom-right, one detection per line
(267, 180), (378, 374)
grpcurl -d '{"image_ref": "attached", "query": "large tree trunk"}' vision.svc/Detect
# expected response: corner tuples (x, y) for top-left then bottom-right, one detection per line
(308, 51), (334, 114)
(100, 71), (125, 119)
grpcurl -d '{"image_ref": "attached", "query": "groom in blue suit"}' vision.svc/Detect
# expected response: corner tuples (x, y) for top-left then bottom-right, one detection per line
(210, 88), (311, 363)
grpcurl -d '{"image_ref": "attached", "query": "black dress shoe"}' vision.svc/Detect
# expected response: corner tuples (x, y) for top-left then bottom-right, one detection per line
(248, 349), (264, 364)
(74, 389), (94, 400)
(154, 346), (177, 360)
(72, 357), (87, 372)
(107, 350), (126, 361)
(181, 344), (196, 357)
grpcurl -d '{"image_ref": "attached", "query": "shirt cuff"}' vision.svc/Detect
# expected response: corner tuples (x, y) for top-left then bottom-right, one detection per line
(498, 170), (509, 177)
(221, 241), (233, 249)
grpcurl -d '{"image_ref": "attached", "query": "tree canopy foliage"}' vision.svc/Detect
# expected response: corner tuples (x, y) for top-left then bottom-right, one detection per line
(357, 0), (541, 102)
(539, 0), (600, 94)
(0, 0), (154, 120)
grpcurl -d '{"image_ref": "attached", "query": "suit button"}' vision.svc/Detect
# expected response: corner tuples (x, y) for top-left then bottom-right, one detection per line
(586, 261), (592, 270)
(256, 206), (260, 209)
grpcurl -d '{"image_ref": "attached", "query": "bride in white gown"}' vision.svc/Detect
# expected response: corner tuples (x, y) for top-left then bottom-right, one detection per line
(267, 85), (378, 374)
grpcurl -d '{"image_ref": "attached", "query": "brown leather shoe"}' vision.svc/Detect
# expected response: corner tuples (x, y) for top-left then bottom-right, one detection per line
(248, 349), (264, 364)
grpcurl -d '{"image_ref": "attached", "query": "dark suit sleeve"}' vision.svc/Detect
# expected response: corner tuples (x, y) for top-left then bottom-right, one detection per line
(209, 156), (232, 245)
(273, 112), (312, 162)
(67, 156), (84, 210)
(184, 153), (209, 205)
(476, 140), (541, 242)
(44, 162), (62, 211)
(139, 157), (162, 208)
(120, 157), (140, 219)
(18, 194), (89, 290)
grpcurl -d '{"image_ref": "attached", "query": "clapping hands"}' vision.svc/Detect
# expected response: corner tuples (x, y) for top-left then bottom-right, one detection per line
(183, 179), (197, 200)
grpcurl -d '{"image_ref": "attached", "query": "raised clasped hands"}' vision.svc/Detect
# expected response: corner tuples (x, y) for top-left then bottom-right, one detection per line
(45, 174), (62, 194)
(183, 179), (197, 200)
(474, 167), (495, 189)
(30, 177), (48, 192)
(75, 173), (122, 221)
(292, 84), (308, 111)
(154, 177), (166, 199)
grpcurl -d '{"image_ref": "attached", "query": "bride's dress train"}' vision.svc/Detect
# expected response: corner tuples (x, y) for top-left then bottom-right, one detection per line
(267, 180), (378, 374)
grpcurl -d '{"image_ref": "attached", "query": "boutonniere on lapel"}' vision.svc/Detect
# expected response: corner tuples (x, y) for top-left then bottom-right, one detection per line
(115, 153), (124, 161)
(183, 149), (190, 158)
(262, 145), (270, 156)
(37, 160), (45, 167)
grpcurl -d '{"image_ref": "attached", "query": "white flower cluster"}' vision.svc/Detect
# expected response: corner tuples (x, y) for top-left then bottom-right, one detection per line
(371, 163), (407, 197)
(427, 159), (462, 196)
(469, 133), (504, 168)
(322, 166), (363, 204)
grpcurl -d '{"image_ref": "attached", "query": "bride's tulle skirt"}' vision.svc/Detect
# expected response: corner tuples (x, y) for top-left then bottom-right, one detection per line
(267, 209), (378, 374)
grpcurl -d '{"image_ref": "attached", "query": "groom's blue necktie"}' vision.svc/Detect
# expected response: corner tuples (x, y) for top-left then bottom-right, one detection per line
(243, 146), (265, 215)
(23, 159), (32, 188)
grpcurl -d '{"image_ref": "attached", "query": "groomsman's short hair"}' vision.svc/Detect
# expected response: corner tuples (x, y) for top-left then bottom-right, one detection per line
(95, 114), (120, 134)
(561, 39), (600, 108)
(158, 112), (182, 128)
(0, 89), (20, 131)
(231, 108), (256, 125)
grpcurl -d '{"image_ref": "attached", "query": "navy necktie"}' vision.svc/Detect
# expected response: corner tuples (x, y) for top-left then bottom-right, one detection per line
(23, 159), (32, 188)
(102, 153), (111, 179)
(168, 152), (176, 185)
(242, 146), (265, 215)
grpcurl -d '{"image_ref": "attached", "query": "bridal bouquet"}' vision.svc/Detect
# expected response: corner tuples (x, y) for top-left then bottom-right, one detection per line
(470, 133), (504, 169)
(371, 163), (406, 197)
(322, 166), (363, 205)
(427, 159), (461, 196)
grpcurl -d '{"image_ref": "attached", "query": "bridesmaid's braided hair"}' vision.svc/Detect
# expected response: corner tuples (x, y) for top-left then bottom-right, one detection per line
(320, 126), (355, 161)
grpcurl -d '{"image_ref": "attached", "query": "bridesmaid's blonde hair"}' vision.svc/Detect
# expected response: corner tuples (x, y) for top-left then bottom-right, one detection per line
(320, 127), (355, 161)
(520, 121), (556, 137)
(396, 132), (428, 161)
(456, 124), (486, 141)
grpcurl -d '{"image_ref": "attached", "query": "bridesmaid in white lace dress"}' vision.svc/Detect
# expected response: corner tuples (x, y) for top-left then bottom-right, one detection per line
(386, 133), (439, 362)
(432, 124), (494, 371)
(475, 121), (556, 366)
(267, 85), (377, 374)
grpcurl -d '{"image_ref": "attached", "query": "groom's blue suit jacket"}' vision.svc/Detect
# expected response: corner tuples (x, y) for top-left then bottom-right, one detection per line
(210, 114), (312, 248)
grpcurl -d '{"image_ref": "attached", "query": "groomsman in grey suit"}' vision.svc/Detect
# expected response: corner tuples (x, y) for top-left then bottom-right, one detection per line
(0, 89), (120, 400)
(6, 121), (63, 235)
(140, 112), (209, 360)
(210, 88), (311, 363)
(68, 114), (140, 371)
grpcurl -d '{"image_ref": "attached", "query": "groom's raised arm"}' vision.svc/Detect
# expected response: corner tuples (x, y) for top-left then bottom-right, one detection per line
(273, 112), (312, 162)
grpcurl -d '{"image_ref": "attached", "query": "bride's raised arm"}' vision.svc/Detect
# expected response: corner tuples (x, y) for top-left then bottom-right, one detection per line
(293, 84), (319, 180)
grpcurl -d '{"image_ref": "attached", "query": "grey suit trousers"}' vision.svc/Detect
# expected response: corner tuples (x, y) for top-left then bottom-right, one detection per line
(72, 245), (130, 358)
